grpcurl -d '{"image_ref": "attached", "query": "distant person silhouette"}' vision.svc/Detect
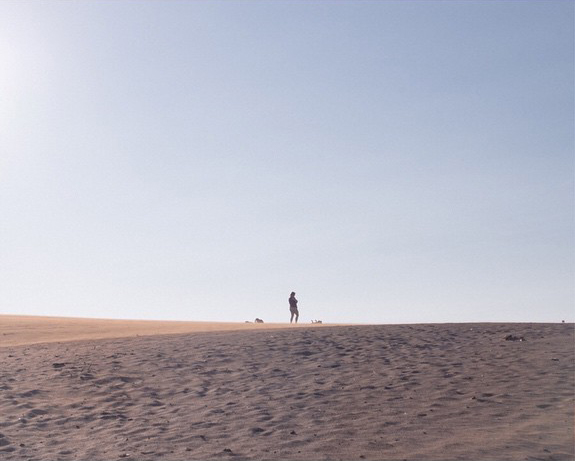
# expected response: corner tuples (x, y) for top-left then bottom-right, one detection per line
(289, 292), (299, 323)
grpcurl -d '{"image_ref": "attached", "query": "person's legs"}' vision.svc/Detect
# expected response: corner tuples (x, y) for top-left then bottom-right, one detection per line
(290, 311), (294, 323)
(295, 310), (299, 323)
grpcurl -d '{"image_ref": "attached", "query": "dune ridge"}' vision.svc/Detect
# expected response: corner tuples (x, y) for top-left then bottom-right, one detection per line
(0, 315), (335, 348)
(0, 319), (573, 460)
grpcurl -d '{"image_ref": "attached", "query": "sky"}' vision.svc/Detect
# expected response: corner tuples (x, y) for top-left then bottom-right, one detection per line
(0, 0), (573, 324)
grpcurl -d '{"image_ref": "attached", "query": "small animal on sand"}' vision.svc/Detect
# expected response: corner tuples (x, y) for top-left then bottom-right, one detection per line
(255, 318), (264, 323)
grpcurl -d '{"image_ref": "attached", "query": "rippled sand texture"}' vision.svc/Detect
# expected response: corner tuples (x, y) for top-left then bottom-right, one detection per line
(0, 323), (573, 460)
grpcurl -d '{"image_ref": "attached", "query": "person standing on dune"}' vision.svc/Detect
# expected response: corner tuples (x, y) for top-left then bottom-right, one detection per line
(289, 292), (299, 323)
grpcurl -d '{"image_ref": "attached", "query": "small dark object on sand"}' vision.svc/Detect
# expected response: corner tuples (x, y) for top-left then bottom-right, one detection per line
(255, 318), (264, 323)
(505, 335), (525, 342)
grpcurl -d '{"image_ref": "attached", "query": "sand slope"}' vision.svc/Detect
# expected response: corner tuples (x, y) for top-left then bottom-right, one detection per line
(0, 315), (326, 348)
(0, 322), (573, 460)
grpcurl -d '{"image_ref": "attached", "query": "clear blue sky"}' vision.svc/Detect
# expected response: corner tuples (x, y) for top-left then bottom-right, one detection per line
(1, 1), (573, 324)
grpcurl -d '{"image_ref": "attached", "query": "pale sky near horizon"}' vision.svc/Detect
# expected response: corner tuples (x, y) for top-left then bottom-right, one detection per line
(1, 1), (573, 324)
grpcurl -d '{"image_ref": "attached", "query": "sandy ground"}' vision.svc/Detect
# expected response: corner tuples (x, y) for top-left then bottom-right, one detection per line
(0, 315), (326, 348)
(0, 318), (573, 460)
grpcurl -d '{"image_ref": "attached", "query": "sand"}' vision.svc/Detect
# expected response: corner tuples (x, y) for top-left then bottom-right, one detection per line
(0, 317), (573, 460)
(0, 315), (328, 348)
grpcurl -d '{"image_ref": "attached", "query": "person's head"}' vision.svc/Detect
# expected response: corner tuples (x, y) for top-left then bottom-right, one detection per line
(290, 292), (296, 297)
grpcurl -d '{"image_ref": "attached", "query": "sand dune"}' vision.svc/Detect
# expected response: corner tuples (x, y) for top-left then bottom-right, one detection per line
(0, 318), (573, 460)
(0, 315), (328, 348)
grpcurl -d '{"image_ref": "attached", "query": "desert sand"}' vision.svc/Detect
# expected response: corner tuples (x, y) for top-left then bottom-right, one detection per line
(0, 317), (573, 460)
(0, 315), (329, 348)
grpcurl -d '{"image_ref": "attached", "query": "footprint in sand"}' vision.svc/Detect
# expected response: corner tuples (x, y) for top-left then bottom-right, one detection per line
(26, 408), (48, 418)
(19, 389), (41, 398)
